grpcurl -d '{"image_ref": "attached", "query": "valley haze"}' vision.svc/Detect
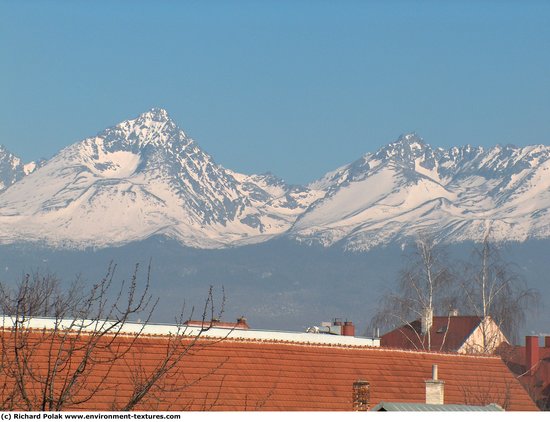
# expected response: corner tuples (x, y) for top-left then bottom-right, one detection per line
(0, 109), (548, 334)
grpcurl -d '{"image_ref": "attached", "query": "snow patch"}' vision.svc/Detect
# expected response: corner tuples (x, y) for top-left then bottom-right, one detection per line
(92, 150), (141, 178)
(414, 158), (441, 183)
(23, 162), (37, 175)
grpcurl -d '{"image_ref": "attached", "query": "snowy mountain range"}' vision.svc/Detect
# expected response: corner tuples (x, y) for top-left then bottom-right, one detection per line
(1, 108), (549, 251)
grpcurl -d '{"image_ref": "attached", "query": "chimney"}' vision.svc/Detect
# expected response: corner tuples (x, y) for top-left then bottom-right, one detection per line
(342, 321), (355, 337)
(525, 336), (540, 376)
(421, 307), (433, 335)
(332, 318), (343, 335)
(236, 316), (249, 329)
(425, 364), (444, 405)
(352, 380), (370, 411)
(545, 336), (550, 349)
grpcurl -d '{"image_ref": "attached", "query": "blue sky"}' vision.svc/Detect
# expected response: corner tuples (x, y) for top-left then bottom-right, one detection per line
(1, 0), (549, 184)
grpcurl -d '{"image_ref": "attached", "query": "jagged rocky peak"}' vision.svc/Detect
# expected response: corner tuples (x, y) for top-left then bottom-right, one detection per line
(370, 132), (438, 171)
(392, 132), (426, 149)
(96, 108), (190, 152)
(0, 145), (26, 191)
(374, 132), (429, 159)
(140, 107), (170, 121)
(127, 107), (177, 131)
(254, 172), (287, 186)
(396, 132), (425, 146)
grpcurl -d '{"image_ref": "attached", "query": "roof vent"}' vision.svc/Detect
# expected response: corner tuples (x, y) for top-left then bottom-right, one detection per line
(436, 325), (447, 334)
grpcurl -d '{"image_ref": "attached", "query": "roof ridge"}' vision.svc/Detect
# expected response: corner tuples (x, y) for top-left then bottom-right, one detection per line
(177, 335), (505, 358)
(8, 325), (502, 359)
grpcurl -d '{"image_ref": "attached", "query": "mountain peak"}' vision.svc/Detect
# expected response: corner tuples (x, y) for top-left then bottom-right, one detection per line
(101, 107), (184, 149)
(373, 132), (430, 162)
(138, 107), (171, 122)
(395, 132), (425, 147)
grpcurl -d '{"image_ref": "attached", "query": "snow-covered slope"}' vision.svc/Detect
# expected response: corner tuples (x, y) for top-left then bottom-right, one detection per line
(1, 111), (550, 251)
(0, 109), (321, 248)
(292, 134), (550, 250)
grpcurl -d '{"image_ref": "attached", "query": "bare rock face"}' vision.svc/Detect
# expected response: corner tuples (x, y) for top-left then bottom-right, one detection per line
(0, 145), (41, 192)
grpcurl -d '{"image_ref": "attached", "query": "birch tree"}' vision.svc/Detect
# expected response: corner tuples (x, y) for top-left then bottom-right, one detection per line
(370, 235), (455, 350)
(371, 234), (539, 352)
(460, 235), (539, 345)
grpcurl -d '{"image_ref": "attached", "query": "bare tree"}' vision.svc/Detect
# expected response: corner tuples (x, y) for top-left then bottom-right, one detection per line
(371, 233), (539, 353)
(0, 263), (226, 411)
(122, 286), (228, 411)
(370, 235), (454, 350)
(459, 375), (513, 410)
(460, 234), (539, 346)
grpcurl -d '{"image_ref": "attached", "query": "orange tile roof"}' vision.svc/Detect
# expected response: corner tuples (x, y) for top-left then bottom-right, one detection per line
(498, 340), (550, 410)
(0, 330), (538, 411)
(381, 316), (483, 352)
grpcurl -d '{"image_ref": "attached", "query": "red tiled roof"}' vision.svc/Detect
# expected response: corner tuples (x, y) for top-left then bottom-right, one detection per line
(381, 316), (483, 352)
(498, 341), (550, 410)
(0, 329), (537, 411)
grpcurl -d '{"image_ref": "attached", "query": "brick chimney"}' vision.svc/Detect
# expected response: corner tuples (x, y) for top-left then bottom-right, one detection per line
(545, 336), (550, 349)
(425, 364), (444, 405)
(342, 321), (355, 337)
(352, 380), (370, 411)
(525, 336), (539, 376)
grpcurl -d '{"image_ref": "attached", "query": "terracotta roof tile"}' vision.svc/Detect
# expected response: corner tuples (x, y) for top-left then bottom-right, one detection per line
(498, 340), (550, 409)
(0, 330), (538, 411)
